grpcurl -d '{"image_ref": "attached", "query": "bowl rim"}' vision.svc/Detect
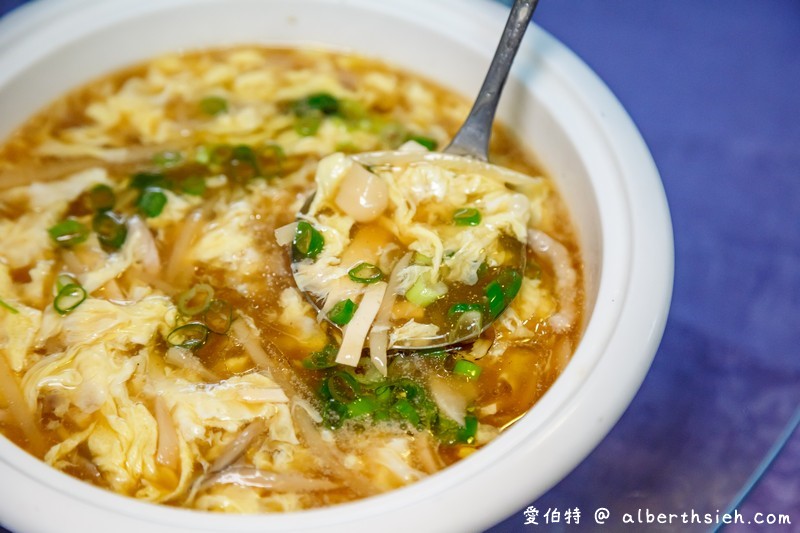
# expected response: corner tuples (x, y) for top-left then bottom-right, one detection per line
(0, 0), (674, 531)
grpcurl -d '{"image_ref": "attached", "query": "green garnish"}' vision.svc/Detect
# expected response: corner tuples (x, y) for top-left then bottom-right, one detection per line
(53, 283), (87, 315)
(292, 93), (340, 116)
(327, 299), (358, 326)
(346, 396), (378, 418)
(55, 273), (78, 293)
(204, 299), (233, 334)
(392, 398), (420, 425)
(0, 298), (19, 314)
(180, 176), (206, 196)
(48, 219), (89, 248)
(456, 414), (479, 444)
(92, 211), (128, 251)
(412, 252), (433, 266)
(497, 267), (522, 301)
(200, 95), (229, 116)
(88, 184), (115, 212)
(302, 344), (338, 370)
(177, 284), (215, 316)
(130, 172), (171, 191)
(485, 280), (506, 318)
(166, 322), (209, 350)
(152, 150), (183, 168)
(405, 134), (438, 151)
(137, 187), (168, 218)
(405, 271), (446, 307)
(448, 302), (484, 318)
(348, 262), (384, 284)
(453, 207), (481, 226)
(293, 221), (324, 260)
(294, 113), (322, 136)
(453, 359), (482, 381)
(325, 371), (360, 404)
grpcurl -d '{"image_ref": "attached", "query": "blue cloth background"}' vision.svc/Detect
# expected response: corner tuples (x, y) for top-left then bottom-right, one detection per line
(0, 1), (798, 532)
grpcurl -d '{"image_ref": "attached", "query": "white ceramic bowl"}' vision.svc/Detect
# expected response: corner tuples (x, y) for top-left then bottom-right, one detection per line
(0, 1), (673, 531)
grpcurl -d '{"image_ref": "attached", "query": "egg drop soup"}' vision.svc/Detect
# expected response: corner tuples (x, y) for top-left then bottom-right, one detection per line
(0, 47), (582, 512)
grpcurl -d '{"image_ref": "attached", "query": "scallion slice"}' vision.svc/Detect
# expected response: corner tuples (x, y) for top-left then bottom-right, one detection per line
(392, 398), (420, 426)
(453, 359), (482, 380)
(405, 134), (438, 151)
(348, 262), (384, 284)
(88, 184), (115, 212)
(497, 267), (522, 303)
(204, 299), (233, 334)
(457, 414), (479, 444)
(292, 93), (340, 116)
(302, 344), (338, 370)
(447, 302), (484, 318)
(0, 298), (19, 314)
(326, 371), (360, 404)
(54, 283), (87, 315)
(177, 284), (215, 316)
(137, 187), (168, 218)
(180, 176), (206, 196)
(48, 219), (89, 248)
(292, 221), (324, 259)
(153, 150), (183, 168)
(346, 396), (377, 418)
(453, 207), (481, 226)
(166, 322), (209, 350)
(55, 273), (78, 293)
(327, 298), (357, 326)
(294, 112), (323, 136)
(485, 280), (506, 318)
(200, 95), (228, 116)
(92, 211), (128, 251)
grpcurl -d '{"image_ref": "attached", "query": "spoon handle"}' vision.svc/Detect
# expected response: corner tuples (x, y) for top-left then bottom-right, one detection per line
(445, 0), (538, 161)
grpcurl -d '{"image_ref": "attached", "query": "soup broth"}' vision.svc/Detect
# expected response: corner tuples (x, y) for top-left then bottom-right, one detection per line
(0, 47), (582, 512)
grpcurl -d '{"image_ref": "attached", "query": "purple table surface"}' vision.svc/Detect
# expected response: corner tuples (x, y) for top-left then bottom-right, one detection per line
(0, 1), (798, 532)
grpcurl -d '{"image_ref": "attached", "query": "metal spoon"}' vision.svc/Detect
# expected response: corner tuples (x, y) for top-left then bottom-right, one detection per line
(292, 0), (539, 350)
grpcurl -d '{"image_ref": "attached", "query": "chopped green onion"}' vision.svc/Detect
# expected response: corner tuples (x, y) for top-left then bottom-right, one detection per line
(497, 267), (522, 303)
(412, 252), (433, 266)
(327, 299), (357, 326)
(346, 396), (377, 418)
(302, 344), (338, 370)
(453, 207), (481, 226)
(177, 284), (215, 316)
(200, 95), (228, 116)
(457, 414), (479, 444)
(92, 211), (128, 251)
(293, 93), (340, 116)
(450, 310), (483, 342)
(130, 172), (171, 191)
(292, 221), (324, 259)
(348, 262), (384, 284)
(476, 261), (489, 279)
(405, 134), (438, 151)
(485, 280), (506, 318)
(392, 398), (420, 425)
(448, 302), (484, 318)
(54, 283), (87, 315)
(294, 111), (323, 136)
(48, 219), (89, 248)
(195, 145), (212, 165)
(405, 271), (447, 307)
(326, 371), (360, 404)
(204, 299), (233, 334)
(153, 150), (183, 168)
(180, 176), (206, 196)
(0, 298), (19, 314)
(55, 273), (78, 293)
(166, 322), (209, 350)
(453, 359), (482, 380)
(137, 187), (168, 218)
(88, 184), (115, 211)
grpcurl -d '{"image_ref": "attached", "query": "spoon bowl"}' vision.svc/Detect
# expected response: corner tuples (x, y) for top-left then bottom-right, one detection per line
(289, 0), (539, 351)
